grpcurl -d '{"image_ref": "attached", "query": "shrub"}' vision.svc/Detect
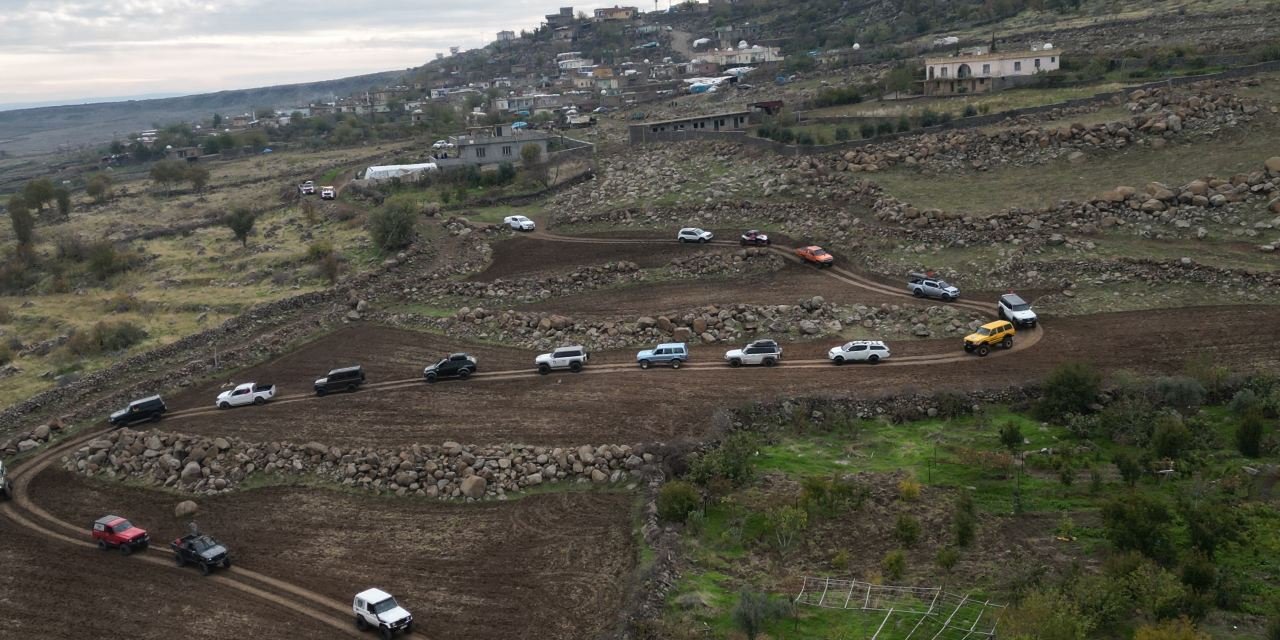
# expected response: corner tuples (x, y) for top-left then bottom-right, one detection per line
(963, 104), (978, 117)
(1236, 410), (1265, 457)
(794, 131), (815, 146)
(898, 476), (921, 501)
(1179, 552), (1216, 594)
(1181, 498), (1243, 558)
(55, 233), (89, 262)
(317, 253), (341, 285)
(8, 197), (36, 247)
(1150, 413), (1192, 459)
(831, 549), (850, 570)
(86, 173), (113, 203)
(225, 207), (257, 247)
(1133, 618), (1210, 640)
(87, 241), (139, 280)
(1000, 589), (1093, 640)
(954, 492), (977, 547)
(859, 122), (876, 139)
(936, 547), (959, 574)
(881, 549), (906, 581)
(66, 320), (147, 356)
(896, 116), (911, 132)
(894, 514), (921, 547)
(1102, 493), (1175, 564)
(1035, 362), (1101, 422)
(834, 127), (851, 141)
(0, 343), (11, 365)
(920, 109), (940, 127)
(1229, 389), (1260, 416)
(1100, 395), (1158, 444)
(1148, 376), (1206, 411)
(801, 474), (867, 516)
(731, 588), (789, 640)
(999, 421), (1024, 452)
(688, 432), (759, 489)
(764, 505), (808, 556)
(657, 481), (700, 523)
(875, 121), (894, 136)
(307, 239), (334, 262)
(367, 201), (417, 252)
(1113, 450), (1143, 486)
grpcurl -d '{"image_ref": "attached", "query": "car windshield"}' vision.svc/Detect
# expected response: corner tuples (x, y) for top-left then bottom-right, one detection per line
(372, 598), (399, 614)
(190, 536), (218, 552)
(977, 327), (992, 336)
(937, 280), (951, 288)
(1007, 301), (1030, 311)
(813, 249), (829, 256)
(113, 520), (133, 531)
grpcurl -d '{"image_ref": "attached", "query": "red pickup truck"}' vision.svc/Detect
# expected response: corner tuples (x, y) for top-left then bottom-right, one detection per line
(795, 245), (834, 267)
(92, 515), (150, 555)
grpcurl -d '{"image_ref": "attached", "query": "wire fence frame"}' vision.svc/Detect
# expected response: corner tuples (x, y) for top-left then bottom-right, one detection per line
(794, 577), (1006, 640)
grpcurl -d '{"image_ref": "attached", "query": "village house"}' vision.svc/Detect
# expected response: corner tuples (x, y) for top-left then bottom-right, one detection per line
(594, 5), (637, 21)
(545, 7), (575, 28)
(922, 45), (1062, 96)
(697, 45), (784, 66)
(628, 110), (753, 144)
(496, 30), (516, 42)
(453, 124), (552, 166)
(714, 23), (760, 49)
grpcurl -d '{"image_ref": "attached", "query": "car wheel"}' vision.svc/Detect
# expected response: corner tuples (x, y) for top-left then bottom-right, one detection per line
(405, 621), (413, 634)
(913, 289), (924, 298)
(763, 358), (776, 367)
(679, 238), (687, 243)
(740, 240), (747, 246)
(1002, 336), (1013, 349)
(868, 355), (879, 364)
(569, 361), (582, 372)
(356, 616), (369, 631)
(121, 544), (133, 556)
(670, 359), (682, 370)
(223, 558), (232, 569)
(729, 358), (742, 368)
(458, 369), (472, 380)
(200, 562), (211, 576)
(639, 360), (650, 370)
(347, 383), (357, 392)
(701, 238), (709, 244)
(253, 397), (264, 405)
(150, 413), (162, 422)
(316, 388), (327, 397)
(998, 308), (1007, 320)
(381, 627), (394, 640)
(425, 374), (437, 384)
(833, 356), (844, 366)
(978, 345), (990, 357)
(538, 364), (551, 375)
(175, 554), (185, 567)
(944, 294), (955, 302)
(98, 540), (107, 551)
(218, 401), (230, 409)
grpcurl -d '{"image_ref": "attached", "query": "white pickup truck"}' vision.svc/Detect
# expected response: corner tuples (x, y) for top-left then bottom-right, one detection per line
(216, 383), (276, 409)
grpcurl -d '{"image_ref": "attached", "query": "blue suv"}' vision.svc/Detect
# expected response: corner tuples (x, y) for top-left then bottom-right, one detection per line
(636, 343), (689, 369)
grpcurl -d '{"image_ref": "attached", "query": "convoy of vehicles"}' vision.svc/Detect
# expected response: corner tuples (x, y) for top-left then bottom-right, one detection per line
(92, 515), (150, 554)
(171, 531), (232, 575)
(795, 245), (834, 267)
(503, 215), (536, 231)
(315, 366), (366, 396)
(216, 382), (276, 408)
(964, 320), (1017, 357)
(109, 395), (167, 427)
(354, 588), (414, 638)
(423, 353), (478, 382)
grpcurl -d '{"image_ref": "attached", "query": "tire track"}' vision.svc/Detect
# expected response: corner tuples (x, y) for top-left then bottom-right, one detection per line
(1, 427), (367, 638)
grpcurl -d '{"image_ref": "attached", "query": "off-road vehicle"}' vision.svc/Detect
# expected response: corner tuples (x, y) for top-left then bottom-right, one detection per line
(740, 230), (770, 246)
(171, 532), (231, 575)
(677, 227), (713, 243)
(92, 515), (150, 555)
(315, 366), (366, 396)
(908, 271), (960, 301)
(353, 588), (413, 638)
(828, 340), (891, 364)
(795, 245), (834, 267)
(997, 293), (1038, 327)
(423, 353), (477, 383)
(724, 339), (782, 367)
(536, 346), (588, 374)
(108, 395), (167, 427)
(299, 181), (316, 195)
(636, 343), (688, 369)
(964, 320), (1016, 357)
(216, 382), (276, 408)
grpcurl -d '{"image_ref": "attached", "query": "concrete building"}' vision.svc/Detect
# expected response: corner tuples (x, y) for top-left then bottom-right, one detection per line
(496, 30), (516, 42)
(922, 46), (1062, 96)
(545, 7), (575, 28)
(628, 111), (752, 144)
(698, 45), (783, 66)
(594, 5), (637, 21)
(453, 124), (552, 165)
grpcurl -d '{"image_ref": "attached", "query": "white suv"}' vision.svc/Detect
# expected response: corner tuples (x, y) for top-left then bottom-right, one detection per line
(503, 215), (535, 231)
(353, 588), (412, 637)
(828, 340), (890, 365)
(724, 339), (781, 367)
(997, 293), (1037, 327)
(536, 345), (589, 374)
(677, 227), (713, 243)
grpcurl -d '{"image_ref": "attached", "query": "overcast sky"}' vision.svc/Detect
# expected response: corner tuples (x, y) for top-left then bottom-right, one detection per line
(0, 0), (652, 106)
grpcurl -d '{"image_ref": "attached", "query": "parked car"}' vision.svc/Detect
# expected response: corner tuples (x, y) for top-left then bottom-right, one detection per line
(740, 230), (770, 246)
(724, 339), (782, 367)
(997, 293), (1038, 327)
(908, 271), (960, 301)
(431, 139), (454, 150)
(503, 215), (536, 231)
(0, 460), (10, 500)
(636, 343), (688, 369)
(828, 340), (891, 365)
(536, 345), (589, 374)
(299, 180), (316, 195)
(677, 227), (713, 243)
(108, 395), (167, 427)
(320, 186), (336, 200)
(423, 353), (477, 383)
(353, 588), (414, 638)
(216, 382), (276, 408)
(171, 532), (231, 575)
(795, 245), (834, 267)
(315, 365), (366, 396)
(92, 515), (149, 555)
(964, 320), (1016, 357)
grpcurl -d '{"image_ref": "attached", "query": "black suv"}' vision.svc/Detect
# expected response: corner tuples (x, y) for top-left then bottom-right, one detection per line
(108, 395), (167, 427)
(170, 533), (231, 576)
(314, 366), (366, 396)
(423, 353), (478, 383)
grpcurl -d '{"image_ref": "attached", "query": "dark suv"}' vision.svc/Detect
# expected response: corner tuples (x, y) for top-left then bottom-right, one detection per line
(108, 395), (167, 427)
(314, 366), (366, 396)
(423, 353), (477, 383)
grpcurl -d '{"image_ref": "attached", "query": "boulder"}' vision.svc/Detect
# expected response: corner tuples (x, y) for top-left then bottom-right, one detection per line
(174, 500), (199, 518)
(1067, 151), (1086, 164)
(460, 475), (487, 499)
(180, 461), (203, 483)
(17, 439), (38, 453)
(590, 468), (609, 483)
(32, 425), (50, 441)
(1266, 157), (1280, 177)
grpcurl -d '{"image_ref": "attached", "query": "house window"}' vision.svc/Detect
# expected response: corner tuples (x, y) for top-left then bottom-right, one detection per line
(940, 67), (948, 78)
(502, 146), (512, 156)
(982, 63), (990, 75)
(1051, 56), (1056, 63)
(1034, 58), (1041, 69)
(1014, 61), (1022, 72)
(476, 147), (486, 158)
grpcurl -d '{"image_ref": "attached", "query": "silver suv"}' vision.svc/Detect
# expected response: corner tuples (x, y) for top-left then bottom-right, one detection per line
(724, 339), (781, 367)
(677, 227), (713, 243)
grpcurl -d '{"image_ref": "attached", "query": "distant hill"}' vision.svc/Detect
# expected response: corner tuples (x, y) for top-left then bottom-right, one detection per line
(0, 70), (404, 157)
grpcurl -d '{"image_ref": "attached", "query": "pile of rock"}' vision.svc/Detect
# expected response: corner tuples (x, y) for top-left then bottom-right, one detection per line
(663, 246), (784, 277)
(0, 418), (64, 455)
(388, 297), (984, 352)
(61, 429), (665, 500)
(430, 261), (646, 304)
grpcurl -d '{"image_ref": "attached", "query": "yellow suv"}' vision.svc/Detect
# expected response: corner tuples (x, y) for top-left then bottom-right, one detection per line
(964, 320), (1016, 357)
